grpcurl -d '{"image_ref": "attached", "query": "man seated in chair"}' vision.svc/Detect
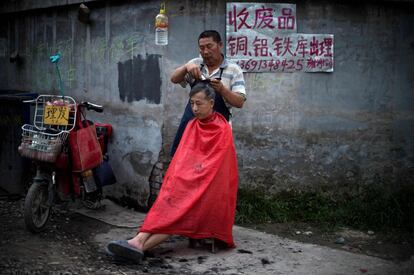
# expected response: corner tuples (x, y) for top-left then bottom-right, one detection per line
(106, 82), (239, 263)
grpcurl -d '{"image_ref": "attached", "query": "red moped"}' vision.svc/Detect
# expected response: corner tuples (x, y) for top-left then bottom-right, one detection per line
(18, 94), (115, 233)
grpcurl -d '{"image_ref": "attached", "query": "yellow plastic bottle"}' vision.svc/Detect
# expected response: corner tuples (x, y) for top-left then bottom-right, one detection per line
(155, 3), (168, 45)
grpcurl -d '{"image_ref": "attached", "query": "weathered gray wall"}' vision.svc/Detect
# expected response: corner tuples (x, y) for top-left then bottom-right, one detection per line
(0, 0), (168, 205)
(233, 1), (414, 193)
(1, 0), (413, 206)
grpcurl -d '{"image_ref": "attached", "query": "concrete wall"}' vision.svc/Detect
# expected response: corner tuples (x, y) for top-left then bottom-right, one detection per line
(0, 0), (413, 206)
(234, 1), (414, 194)
(0, 0), (99, 14)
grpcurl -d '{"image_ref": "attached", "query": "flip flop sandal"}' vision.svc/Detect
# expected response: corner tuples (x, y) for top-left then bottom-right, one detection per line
(105, 246), (132, 263)
(107, 240), (144, 263)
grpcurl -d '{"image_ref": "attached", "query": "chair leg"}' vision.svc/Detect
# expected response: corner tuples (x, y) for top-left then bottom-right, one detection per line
(211, 238), (216, 253)
(204, 238), (216, 253)
(188, 238), (217, 253)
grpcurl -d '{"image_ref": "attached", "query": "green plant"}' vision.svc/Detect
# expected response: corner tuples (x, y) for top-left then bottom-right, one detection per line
(235, 186), (414, 232)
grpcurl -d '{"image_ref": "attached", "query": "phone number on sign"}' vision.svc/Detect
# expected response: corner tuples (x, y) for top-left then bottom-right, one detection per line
(236, 58), (332, 72)
(236, 59), (304, 72)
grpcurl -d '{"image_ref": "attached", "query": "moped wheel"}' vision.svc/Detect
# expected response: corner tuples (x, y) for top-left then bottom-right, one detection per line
(24, 182), (51, 233)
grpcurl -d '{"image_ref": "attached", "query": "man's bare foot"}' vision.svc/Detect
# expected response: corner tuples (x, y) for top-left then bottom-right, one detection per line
(128, 238), (144, 251)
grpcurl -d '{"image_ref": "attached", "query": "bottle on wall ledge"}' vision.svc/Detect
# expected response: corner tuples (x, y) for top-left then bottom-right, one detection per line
(155, 3), (168, 46)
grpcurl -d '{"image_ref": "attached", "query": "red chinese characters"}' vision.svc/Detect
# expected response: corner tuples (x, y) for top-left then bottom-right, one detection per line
(252, 36), (270, 57)
(228, 36), (249, 56)
(320, 38), (333, 57)
(226, 3), (333, 73)
(254, 6), (275, 29)
(228, 6), (252, 32)
(228, 4), (295, 32)
(278, 8), (295, 30)
(295, 36), (308, 58)
(272, 36), (295, 57)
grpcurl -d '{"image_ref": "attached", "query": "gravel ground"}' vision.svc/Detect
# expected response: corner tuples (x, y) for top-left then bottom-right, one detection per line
(0, 197), (194, 275)
(1, 196), (413, 275)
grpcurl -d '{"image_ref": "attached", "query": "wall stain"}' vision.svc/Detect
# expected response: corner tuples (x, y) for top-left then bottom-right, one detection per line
(122, 150), (154, 176)
(118, 54), (161, 104)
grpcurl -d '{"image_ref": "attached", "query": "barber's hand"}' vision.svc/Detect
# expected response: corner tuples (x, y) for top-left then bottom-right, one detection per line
(209, 79), (225, 94)
(185, 63), (202, 80)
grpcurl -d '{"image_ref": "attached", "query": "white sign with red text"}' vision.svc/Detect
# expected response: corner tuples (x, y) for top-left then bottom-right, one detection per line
(226, 2), (334, 73)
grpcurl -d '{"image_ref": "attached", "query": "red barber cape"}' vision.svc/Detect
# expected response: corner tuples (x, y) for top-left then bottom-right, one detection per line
(140, 112), (238, 247)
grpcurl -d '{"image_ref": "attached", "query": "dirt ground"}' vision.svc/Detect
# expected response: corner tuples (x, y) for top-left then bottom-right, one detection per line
(0, 197), (171, 274)
(0, 195), (413, 274)
(246, 222), (414, 262)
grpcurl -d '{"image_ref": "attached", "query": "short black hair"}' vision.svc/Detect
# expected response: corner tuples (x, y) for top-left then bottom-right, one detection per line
(189, 81), (216, 101)
(198, 30), (222, 43)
